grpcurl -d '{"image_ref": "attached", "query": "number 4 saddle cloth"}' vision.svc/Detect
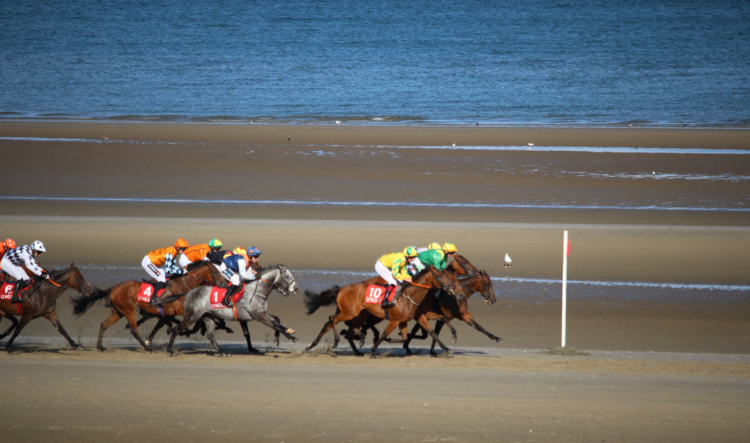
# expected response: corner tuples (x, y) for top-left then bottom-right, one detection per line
(137, 281), (166, 303)
(365, 284), (396, 305)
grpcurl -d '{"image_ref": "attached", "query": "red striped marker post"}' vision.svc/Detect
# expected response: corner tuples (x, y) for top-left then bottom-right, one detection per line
(561, 230), (571, 348)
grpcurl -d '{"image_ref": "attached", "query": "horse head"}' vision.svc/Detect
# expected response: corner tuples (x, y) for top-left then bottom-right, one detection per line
(66, 263), (95, 297)
(429, 267), (467, 300)
(480, 270), (497, 305)
(258, 264), (298, 297)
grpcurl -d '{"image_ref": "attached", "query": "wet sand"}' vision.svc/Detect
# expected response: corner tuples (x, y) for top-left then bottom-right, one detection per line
(1, 122), (749, 441)
(1, 352), (749, 443)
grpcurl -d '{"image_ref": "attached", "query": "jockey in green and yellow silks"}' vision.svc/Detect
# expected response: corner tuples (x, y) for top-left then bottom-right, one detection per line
(375, 246), (419, 308)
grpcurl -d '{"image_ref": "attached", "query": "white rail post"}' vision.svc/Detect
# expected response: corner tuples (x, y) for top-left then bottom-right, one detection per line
(561, 230), (568, 348)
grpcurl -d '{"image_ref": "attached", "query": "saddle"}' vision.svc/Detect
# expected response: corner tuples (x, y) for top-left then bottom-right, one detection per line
(0, 279), (35, 301)
(365, 284), (396, 305)
(209, 283), (245, 310)
(137, 280), (167, 304)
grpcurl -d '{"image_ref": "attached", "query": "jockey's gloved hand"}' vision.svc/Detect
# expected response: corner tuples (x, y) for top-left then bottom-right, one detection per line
(40, 271), (49, 279)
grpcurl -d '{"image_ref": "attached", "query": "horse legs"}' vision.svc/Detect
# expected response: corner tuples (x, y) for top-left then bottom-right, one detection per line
(429, 321), (446, 356)
(416, 315), (451, 356)
(343, 314), (369, 357)
(0, 314), (18, 340)
(271, 315), (281, 346)
(240, 321), (261, 354)
(145, 317), (173, 346)
(203, 318), (229, 357)
(44, 311), (82, 350)
(253, 312), (298, 343)
(167, 317), (198, 356)
(307, 309), (352, 351)
(460, 312), (503, 343)
(370, 320), (399, 359)
(97, 310), (123, 351)
(5, 315), (32, 353)
(402, 322), (424, 355)
(124, 311), (153, 352)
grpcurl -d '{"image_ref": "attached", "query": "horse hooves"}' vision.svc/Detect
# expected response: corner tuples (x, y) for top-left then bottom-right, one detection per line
(75, 345), (84, 351)
(248, 348), (262, 355)
(169, 351), (177, 357)
(496, 338), (503, 343)
(290, 337), (298, 343)
(97, 347), (106, 353)
(144, 340), (151, 346)
(370, 354), (377, 359)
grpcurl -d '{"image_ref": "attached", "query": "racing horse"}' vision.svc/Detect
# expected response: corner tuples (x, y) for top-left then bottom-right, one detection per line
(158, 264), (299, 357)
(351, 254), (502, 355)
(70, 261), (225, 352)
(0, 264), (94, 353)
(304, 266), (466, 358)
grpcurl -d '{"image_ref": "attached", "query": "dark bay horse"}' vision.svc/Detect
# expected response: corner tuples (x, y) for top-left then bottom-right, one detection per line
(304, 267), (466, 358)
(70, 261), (224, 352)
(160, 265), (300, 357)
(347, 254), (502, 356)
(0, 264), (94, 353)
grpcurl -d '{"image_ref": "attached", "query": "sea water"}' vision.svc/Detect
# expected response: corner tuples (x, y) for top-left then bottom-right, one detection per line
(1, 0), (749, 126)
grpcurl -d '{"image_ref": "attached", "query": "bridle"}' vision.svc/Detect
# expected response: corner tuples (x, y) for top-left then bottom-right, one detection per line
(44, 266), (94, 297)
(248, 266), (298, 300)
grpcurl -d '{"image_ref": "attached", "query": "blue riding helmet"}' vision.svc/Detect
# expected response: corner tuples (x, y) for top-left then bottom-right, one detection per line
(247, 246), (261, 257)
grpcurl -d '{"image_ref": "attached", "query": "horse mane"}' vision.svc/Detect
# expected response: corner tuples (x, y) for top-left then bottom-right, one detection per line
(49, 267), (70, 279)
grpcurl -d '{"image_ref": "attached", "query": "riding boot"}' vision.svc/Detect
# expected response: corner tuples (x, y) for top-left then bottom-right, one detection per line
(391, 281), (409, 305)
(148, 281), (166, 307)
(222, 285), (238, 307)
(380, 284), (397, 309)
(9, 280), (23, 304)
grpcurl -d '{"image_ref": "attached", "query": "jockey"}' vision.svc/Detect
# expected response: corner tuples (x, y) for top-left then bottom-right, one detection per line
(413, 245), (448, 273)
(1, 238), (16, 259)
(442, 242), (458, 264)
(142, 239), (189, 290)
(219, 246), (260, 307)
(375, 246), (419, 309)
(1, 240), (47, 303)
(179, 238), (223, 269)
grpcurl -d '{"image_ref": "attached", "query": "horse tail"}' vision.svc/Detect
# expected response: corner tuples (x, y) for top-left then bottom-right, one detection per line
(71, 287), (112, 317)
(303, 285), (341, 315)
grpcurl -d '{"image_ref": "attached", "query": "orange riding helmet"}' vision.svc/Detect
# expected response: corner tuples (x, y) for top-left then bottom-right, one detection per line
(5, 238), (16, 249)
(174, 238), (189, 249)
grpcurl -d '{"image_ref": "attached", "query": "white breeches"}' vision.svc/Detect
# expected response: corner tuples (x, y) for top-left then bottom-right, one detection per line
(375, 260), (398, 286)
(218, 263), (240, 285)
(142, 255), (166, 282)
(178, 254), (193, 269)
(1, 257), (30, 281)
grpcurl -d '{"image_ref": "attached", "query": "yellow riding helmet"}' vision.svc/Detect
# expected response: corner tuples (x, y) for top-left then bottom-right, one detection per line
(442, 242), (458, 253)
(403, 246), (418, 258)
(427, 242), (442, 251)
(233, 247), (247, 255)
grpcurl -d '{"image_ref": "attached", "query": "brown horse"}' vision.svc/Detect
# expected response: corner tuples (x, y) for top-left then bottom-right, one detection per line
(70, 261), (224, 352)
(0, 264), (94, 353)
(346, 254), (502, 356)
(304, 267), (465, 358)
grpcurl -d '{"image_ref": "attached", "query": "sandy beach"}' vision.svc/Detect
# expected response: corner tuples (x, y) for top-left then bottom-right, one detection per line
(1, 122), (749, 442)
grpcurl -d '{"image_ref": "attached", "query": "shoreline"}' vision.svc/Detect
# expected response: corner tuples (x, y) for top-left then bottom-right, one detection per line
(3, 120), (750, 148)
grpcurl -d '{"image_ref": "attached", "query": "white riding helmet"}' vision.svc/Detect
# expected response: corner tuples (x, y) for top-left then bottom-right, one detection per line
(31, 240), (46, 253)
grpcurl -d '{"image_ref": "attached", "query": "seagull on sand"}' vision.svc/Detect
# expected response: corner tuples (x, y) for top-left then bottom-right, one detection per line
(504, 253), (512, 267)
(652, 171), (656, 177)
(336, 120), (342, 125)
(528, 143), (534, 151)
(103, 136), (109, 141)
(452, 143), (456, 147)
(628, 124), (633, 128)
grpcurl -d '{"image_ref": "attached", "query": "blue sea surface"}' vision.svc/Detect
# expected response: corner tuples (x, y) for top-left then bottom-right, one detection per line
(1, 0), (749, 126)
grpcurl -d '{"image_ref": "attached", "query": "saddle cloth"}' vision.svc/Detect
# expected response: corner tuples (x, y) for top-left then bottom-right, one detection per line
(209, 284), (245, 310)
(365, 284), (395, 304)
(137, 281), (166, 303)
(0, 280), (35, 301)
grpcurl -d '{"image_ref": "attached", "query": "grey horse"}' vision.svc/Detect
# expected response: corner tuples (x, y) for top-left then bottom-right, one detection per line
(159, 264), (299, 357)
